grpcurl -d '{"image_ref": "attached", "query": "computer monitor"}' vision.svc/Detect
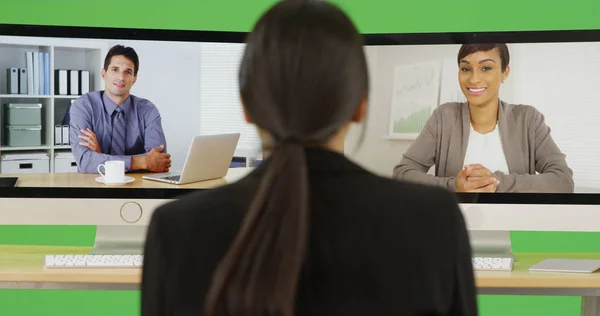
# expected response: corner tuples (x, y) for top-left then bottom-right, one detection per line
(0, 24), (258, 253)
(349, 30), (600, 257)
(0, 25), (599, 256)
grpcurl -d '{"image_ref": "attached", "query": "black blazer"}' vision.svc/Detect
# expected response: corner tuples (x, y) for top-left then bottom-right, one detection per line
(141, 148), (477, 315)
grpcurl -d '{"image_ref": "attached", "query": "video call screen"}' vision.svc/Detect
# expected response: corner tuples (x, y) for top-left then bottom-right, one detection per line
(0, 28), (598, 196)
(0, 33), (256, 179)
(349, 41), (600, 194)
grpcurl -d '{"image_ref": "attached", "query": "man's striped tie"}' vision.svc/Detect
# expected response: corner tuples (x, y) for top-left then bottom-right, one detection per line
(111, 107), (126, 155)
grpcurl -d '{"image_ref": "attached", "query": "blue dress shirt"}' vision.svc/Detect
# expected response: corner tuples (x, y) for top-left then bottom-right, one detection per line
(69, 91), (167, 173)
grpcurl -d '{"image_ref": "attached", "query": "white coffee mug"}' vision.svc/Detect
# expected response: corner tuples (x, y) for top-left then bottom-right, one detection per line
(97, 160), (125, 184)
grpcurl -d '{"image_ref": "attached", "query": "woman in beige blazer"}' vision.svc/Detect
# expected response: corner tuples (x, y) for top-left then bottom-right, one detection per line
(393, 44), (574, 193)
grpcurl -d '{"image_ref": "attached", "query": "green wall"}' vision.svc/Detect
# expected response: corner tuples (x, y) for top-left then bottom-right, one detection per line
(2, 0), (600, 315)
(2, 0), (600, 33)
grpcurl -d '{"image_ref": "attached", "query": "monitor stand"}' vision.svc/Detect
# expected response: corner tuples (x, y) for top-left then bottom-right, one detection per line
(89, 225), (148, 255)
(468, 230), (513, 259)
(88, 228), (514, 257)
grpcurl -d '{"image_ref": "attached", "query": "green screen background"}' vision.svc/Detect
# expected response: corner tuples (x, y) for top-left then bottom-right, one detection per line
(1, 0), (600, 315)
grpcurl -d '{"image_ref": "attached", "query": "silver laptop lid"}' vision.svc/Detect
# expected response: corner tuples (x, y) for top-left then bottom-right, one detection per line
(177, 133), (241, 184)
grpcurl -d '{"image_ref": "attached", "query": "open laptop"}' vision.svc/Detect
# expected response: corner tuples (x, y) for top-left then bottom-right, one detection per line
(143, 133), (240, 185)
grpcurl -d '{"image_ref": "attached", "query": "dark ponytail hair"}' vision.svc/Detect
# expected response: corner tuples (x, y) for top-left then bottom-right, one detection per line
(205, 1), (368, 316)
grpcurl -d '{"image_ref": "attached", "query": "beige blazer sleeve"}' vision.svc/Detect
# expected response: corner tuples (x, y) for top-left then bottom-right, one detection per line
(493, 109), (574, 193)
(392, 110), (458, 191)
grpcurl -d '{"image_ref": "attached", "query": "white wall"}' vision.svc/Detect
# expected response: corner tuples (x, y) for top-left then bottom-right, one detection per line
(508, 42), (600, 190)
(197, 42), (262, 159)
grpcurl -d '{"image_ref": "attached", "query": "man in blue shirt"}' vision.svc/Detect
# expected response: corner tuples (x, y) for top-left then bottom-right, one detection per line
(69, 45), (171, 173)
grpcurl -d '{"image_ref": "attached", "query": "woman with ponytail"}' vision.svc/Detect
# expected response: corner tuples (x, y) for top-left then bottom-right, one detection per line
(141, 1), (477, 315)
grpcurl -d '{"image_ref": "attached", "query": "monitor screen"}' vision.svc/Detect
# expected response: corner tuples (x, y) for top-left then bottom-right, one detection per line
(344, 31), (600, 197)
(0, 25), (259, 198)
(0, 25), (598, 203)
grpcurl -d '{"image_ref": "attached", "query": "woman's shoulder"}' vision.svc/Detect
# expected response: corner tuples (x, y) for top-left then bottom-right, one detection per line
(425, 102), (465, 129)
(433, 102), (465, 117)
(436, 101), (464, 111)
(366, 173), (463, 219)
(501, 101), (544, 121)
(150, 175), (259, 225)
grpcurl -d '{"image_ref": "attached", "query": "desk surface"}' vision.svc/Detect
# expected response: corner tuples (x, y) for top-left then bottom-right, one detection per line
(0, 245), (140, 285)
(477, 252), (600, 288)
(1, 168), (253, 189)
(3, 245), (600, 289)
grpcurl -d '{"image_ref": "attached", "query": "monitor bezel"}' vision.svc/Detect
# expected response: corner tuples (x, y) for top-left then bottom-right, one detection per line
(0, 23), (598, 204)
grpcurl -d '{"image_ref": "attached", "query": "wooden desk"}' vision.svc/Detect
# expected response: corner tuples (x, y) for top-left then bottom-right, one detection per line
(2, 247), (600, 314)
(2, 167), (253, 189)
(476, 253), (600, 316)
(0, 245), (140, 290)
(477, 253), (600, 289)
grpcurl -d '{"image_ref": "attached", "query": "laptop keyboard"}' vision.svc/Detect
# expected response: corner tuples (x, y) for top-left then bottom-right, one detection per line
(162, 175), (181, 181)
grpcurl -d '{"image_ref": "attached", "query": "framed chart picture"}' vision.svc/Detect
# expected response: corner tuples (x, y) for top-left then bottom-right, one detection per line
(388, 60), (441, 139)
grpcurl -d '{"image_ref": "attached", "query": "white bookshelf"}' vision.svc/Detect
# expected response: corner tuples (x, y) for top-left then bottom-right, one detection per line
(0, 94), (51, 98)
(0, 36), (108, 173)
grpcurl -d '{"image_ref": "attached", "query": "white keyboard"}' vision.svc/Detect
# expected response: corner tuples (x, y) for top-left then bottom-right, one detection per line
(43, 254), (511, 271)
(472, 256), (514, 271)
(44, 254), (143, 268)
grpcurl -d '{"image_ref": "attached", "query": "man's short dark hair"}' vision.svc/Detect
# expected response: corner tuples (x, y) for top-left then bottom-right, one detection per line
(104, 45), (139, 76)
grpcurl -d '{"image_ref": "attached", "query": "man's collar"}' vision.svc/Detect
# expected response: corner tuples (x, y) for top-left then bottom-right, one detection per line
(102, 91), (131, 115)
